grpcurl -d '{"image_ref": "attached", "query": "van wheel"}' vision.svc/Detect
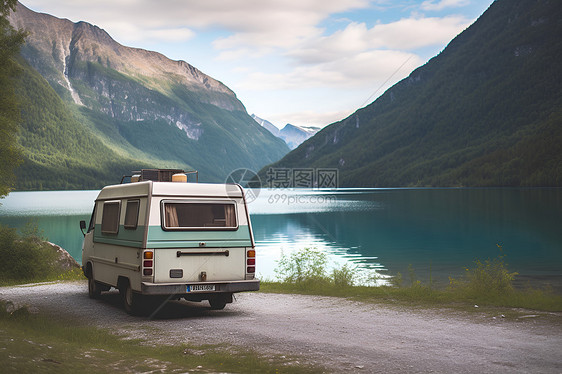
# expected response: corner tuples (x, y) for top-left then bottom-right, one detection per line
(88, 276), (102, 299)
(120, 281), (143, 315)
(209, 296), (227, 310)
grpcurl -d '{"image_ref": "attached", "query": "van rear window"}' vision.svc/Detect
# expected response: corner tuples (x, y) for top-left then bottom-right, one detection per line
(162, 201), (237, 230)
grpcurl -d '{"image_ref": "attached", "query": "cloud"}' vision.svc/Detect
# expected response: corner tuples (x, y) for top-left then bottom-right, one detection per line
(289, 15), (472, 64)
(420, 0), (470, 11)
(143, 27), (195, 43)
(239, 49), (422, 91)
(206, 0), (373, 55)
(24, 1), (469, 61)
(103, 22), (195, 44)
(24, 0), (370, 48)
(368, 15), (471, 48)
(239, 13), (468, 98)
(215, 48), (257, 61)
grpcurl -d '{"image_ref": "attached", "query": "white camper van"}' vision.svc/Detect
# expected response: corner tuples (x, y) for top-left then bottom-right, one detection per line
(81, 169), (259, 315)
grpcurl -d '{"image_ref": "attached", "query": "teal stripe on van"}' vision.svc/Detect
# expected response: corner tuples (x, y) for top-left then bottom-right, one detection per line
(93, 224), (145, 248)
(146, 225), (252, 248)
(93, 224), (252, 249)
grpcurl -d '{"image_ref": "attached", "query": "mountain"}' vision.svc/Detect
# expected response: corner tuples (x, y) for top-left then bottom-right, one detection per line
(251, 114), (319, 149)
(251, 114), (280, 136)
(279, 124), (319, 150)
(9, 2), (288, 189)
(259, 0), (562, 187)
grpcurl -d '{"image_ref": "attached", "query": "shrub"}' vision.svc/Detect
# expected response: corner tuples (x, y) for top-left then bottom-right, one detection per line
(391, 272), (404, 288)
(0, 224), (60, 283)
(275, 248), (360, 289)
(275, 248), (329, 285)
(332, 263), (356, 287)
(449, 245), (518, 298)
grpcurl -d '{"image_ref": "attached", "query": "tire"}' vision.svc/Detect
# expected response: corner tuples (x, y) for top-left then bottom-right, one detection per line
(120, 281), (144, 315)
(209, 295), (228, 310)
(88, 275), (102, 299)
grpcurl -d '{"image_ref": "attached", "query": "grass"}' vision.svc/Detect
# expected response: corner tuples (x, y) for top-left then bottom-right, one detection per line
(262, 247), (562, 312)
(0, 267), (86, 287)
(0, 300), (321, 374)
(260, 281), (562, 312)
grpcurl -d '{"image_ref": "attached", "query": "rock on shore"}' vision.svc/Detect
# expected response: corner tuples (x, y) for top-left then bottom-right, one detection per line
(47, 242), (80, 271)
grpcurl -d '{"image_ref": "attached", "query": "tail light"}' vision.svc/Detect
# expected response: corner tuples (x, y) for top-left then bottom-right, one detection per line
(246, 249), (256, 278)
(143, 250), (154, 276)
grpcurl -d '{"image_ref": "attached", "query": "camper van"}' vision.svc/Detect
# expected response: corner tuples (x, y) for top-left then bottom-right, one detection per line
(80, 169), (259, 315)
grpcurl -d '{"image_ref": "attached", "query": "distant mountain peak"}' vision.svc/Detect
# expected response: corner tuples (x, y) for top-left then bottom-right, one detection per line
(251, 114), (280, 136)
(251, 114), (319, 149)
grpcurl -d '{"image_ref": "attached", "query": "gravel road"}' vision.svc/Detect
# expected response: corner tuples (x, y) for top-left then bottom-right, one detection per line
(1, 281), (561, 373)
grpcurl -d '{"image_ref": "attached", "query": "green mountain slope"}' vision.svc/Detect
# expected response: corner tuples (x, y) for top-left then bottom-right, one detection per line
(9, 3), (288, 189)
(259, 0), (562, 187)
(14, 56), (153, 190)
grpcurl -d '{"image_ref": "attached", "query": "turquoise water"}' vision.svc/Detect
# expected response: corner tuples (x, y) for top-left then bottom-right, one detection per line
(1, 188), (561, 289)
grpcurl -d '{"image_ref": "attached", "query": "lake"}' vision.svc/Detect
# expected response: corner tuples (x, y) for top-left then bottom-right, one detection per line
(1, 188), (561, 290)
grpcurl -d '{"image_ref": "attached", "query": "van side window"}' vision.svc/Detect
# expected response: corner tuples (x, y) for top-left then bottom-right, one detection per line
(124, 200), (140, 230)
(87, 205), (96, 233)
(101, 201), (121, 234)
(162, 202), (237, 230)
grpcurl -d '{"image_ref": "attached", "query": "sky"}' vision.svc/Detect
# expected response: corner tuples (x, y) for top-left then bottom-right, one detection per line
(21, 0), (494, 129)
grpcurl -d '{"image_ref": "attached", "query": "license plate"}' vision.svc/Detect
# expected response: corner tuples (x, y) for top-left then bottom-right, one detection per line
(187, 284), (215, 292)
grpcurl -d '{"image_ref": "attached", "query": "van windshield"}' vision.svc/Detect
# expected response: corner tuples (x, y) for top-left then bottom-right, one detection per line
(162, 201), (237, 230)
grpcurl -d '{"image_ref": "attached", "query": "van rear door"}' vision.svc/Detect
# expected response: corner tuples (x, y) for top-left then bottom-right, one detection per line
(149, 198), (252, 283)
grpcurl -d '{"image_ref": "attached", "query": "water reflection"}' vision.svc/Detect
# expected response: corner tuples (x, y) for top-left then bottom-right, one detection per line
(251, 213), (387, 283)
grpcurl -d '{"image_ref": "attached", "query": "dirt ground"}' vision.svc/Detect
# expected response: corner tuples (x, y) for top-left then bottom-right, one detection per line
(1, 281), (561, 373)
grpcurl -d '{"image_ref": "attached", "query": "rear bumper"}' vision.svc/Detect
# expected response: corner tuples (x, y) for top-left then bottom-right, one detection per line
(141, 279), (260, 295)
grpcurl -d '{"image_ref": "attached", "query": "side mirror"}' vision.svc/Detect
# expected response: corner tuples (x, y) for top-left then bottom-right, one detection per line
(80, 220), (87, 237)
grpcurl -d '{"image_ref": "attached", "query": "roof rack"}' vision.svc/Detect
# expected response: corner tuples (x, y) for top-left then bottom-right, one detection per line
(120, 169), (199, 184)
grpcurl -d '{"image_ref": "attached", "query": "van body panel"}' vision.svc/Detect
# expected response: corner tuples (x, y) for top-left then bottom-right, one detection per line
(89, 242), (142, 291)
(153, 246), (246, 282)
(93, 224), (146, 248)
(151, 182), (243, 199)
(96, 181), (152, 201)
